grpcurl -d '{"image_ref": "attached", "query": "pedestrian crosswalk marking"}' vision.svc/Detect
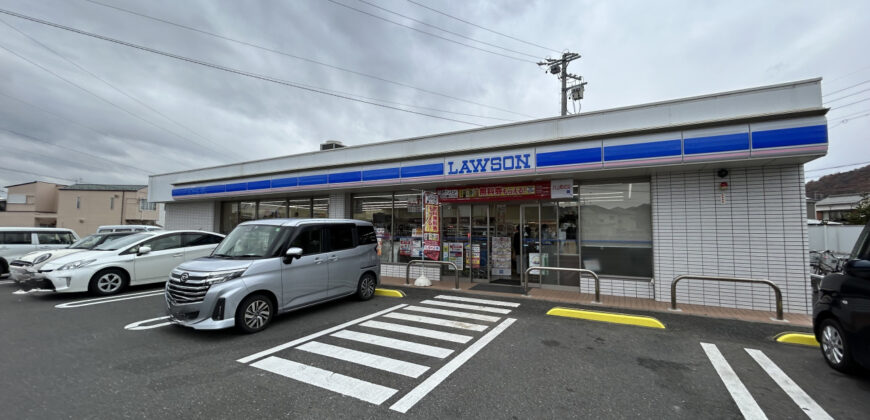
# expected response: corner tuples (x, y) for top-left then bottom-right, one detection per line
(419, 299), (512, 314)
(331, 330), (454, 359)
(360, 320), (473, 344)
(402, 305), (501, 322)
(434, 294), (521, 307)
(297, 341), (429, 378)
(383, 312), (489, 331)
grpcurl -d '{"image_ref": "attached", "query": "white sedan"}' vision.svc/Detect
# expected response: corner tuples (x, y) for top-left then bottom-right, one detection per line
(41, 230), (225, 295)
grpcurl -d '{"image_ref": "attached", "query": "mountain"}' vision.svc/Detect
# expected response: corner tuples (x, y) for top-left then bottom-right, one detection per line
(806, 164), (870, 199)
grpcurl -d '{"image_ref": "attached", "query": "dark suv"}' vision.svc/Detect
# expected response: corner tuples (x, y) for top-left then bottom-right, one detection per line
(813, 221), (870, 373)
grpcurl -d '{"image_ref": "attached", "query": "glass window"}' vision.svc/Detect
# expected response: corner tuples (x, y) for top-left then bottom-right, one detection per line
(239, 201), (257, 224)
(313, 197), (329, 218)
(327, 224), (354, 251)
(96, 233), (151, 251)
(258, 200), (288, 219)
(358, 225), (377, 246)
(578, 181), (652, 278)
(353, 194), (393, 262)
(0, 232), (31, 244)
(394, 191), (423, 263)
(37, 232), (67, 245)
(288, 198), (311, 218)
(182, 233), (224, 247)
(221, 202), (240, 234)
(289, 226), (323, 255)
(144, 234), (183, 252)
(139, 199), (157, 211)
(212, 225), (287, 258)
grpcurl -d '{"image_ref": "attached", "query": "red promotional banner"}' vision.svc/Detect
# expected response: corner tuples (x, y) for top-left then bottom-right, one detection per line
(436, 181), (551, 203)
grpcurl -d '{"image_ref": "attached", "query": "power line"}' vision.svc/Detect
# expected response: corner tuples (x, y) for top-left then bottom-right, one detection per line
(0, 127), (153, 174)
(405, 0), (561, 54)
(824, 64), (870, 85)
(823, 87), (870, 104)
(823, 79), (870, 97)
(82, 0), (532, 119)
(806, 160), (870, 173)
(324, 0), (535, 63)
(0, 8), (485, 127)
(828, 107), (870, 121)
(0, 166), (76, 183)
(0, 16), (227, 159)
(829, 112), (870, 129)
(355, 0), (540, 59)
(830, 96), (870, 111)
(0, 40), (237, 162)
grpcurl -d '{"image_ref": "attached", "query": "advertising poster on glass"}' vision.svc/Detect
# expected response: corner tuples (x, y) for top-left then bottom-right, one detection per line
(423, 191), (441, 261)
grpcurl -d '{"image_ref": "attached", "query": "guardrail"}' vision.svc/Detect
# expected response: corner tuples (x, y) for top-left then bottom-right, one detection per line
(670, 274), (784, 320)
(523, 266), (600, 303)
(405, 260), (460, 290)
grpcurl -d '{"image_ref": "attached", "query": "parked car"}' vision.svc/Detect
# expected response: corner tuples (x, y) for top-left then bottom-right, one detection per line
(10, 232), (135, 289)
(96, 225), (162, 233)
(813, 220), (870, 373)
(39, 230), (224, 295)
(166, 219), (380, 333)
(0, 228), (79, 278)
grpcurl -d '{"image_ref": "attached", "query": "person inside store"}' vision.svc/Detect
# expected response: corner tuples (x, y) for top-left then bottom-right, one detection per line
(512, 225), (521, 272)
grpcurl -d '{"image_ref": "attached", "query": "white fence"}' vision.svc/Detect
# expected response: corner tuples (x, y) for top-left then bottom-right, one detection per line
(808, 224), (864, 254)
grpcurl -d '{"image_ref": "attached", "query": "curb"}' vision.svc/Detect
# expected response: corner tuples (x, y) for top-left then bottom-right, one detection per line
(774, 332), (819, 347)
(546, 307), (666, 329)
(374, 288), (406, 298)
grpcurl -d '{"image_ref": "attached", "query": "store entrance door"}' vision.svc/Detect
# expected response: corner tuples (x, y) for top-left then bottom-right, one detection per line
(441, 204), (488, 283)
(520, 203), (559, 288)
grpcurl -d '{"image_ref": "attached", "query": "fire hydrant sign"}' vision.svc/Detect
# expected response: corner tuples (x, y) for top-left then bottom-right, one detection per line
(423, 192), (440, 261)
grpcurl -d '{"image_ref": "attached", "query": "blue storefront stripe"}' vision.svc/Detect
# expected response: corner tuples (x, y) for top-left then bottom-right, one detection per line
(298, 174), (328, 186)
(751, 124), (827, 149)
(363, 167), (401, 181)
(225, 182), (247, 192)
(604, 139), (682, 161)
(537, 147), (601, 167)
(684, 132), (750, 154)
(329, 171), (362, 183)
(401, 163), (444, 178)
(203, 185), (226, 194)
(271, 177), (297, 188)
(247, 180), (271, 190)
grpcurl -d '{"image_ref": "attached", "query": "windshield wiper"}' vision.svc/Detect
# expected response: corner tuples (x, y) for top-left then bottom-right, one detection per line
(211, 253), (233, 258)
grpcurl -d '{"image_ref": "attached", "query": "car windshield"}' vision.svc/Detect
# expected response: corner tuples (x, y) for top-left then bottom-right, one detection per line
(93, 233), (152, 251)
(211, 224), (289, 259)
(69, 234), (104, 249)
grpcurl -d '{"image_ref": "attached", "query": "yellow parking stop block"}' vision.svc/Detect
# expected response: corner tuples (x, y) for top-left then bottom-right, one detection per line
(774, 332), (819, 347)
(547, 307), (666, 329)
(374, 288), (405, 298)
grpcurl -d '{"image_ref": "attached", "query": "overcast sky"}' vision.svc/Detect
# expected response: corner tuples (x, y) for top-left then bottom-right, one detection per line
(0, 0), (868, 190)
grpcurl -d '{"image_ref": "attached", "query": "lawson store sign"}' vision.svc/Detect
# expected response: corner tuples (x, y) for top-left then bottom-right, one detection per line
(171, 119), (827, 199)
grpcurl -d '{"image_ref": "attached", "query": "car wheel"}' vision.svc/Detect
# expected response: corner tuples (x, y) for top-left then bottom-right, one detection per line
(236, 294), (274, 334)
(356, 273), (376, 301)
(0, 258), (8, 278)
(88, 269), (128, 296)
(819, 318), (854, 373)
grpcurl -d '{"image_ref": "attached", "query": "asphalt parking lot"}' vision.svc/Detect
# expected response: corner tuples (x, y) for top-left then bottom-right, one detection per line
(0, 279), (868, 419)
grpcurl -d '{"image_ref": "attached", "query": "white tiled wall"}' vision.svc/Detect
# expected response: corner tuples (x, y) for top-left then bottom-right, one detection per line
(652, 164), (810, 314)
(328, 193), (351, 219)
(380, 263), (442, 281)
(164, 201), (218, 232)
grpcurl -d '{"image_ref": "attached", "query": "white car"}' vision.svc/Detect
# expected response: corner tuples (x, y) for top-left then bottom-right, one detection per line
(0, 228), (79, 278)
(40, 230), (224, 295)
(96, 225), (163, 233)
(10, 232), (135, 289)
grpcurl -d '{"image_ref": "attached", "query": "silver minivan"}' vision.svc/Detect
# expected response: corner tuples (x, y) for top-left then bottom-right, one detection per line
(165, 219), (380, 333)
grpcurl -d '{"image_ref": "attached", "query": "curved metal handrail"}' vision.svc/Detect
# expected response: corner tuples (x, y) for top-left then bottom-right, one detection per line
(670, 274), (783, 320)
(405, 260), (460, 290)
(523, 266), (600, 303)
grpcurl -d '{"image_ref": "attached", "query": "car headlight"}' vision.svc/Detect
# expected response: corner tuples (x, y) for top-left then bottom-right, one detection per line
(57, 259), (97, 271)
(204, 269), (246, 285)
(33, 253), (52, 265)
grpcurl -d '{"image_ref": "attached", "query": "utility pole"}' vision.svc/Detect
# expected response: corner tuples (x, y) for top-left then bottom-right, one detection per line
(538, 52), (586, 116)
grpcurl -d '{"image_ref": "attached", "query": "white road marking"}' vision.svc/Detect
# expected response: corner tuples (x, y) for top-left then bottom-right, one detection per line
(331, 330), (454, 359)
(434, 294), (521, 307)
(55, 290), (164, 309)
(360, 320), (473, 344)
(383, 312), (488, 331)
(403, 305), (501, 322)
(251, 356), (397, 405)
(124, 316), (172, 330)
(700, 343), (767, 420)
(297, 341), (429, 378)
(390, 317), (517, 413)
(420, 299), (512, 314)
(237, 304), (407, 364)
(745, 348), (833, 420)
(0, 280), (15, 285)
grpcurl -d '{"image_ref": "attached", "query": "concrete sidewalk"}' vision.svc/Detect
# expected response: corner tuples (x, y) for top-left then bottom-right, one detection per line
(380, 276), (812, 327)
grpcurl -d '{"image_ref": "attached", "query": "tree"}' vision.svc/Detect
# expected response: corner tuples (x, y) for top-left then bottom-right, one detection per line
(845, 193), (870, 225)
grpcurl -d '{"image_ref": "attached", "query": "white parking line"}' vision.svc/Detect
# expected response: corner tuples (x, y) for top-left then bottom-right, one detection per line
(434, 294), (521, 307)
(745, 349), (833, 420)
(419, 299), (512, 314)
(360, 320), (473, 344)
(389, 317), (517, 413)
(124, 316), (172, 330)
(700, 343), (767, 420)
(331, 330), (454, 358)
(0, 280), (15, 285)
(297, 341), (430, 378)
(402, 305), (501, 322)
(237, 304), (407, 364)
(251, 356), (398, 405)
(383, 312), (488, 331)
(55, 290), (165, 309)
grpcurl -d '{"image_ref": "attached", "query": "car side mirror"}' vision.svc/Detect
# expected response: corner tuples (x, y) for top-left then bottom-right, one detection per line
(284, 247), (303, 264)
(138, 246), (152, 256)
(844, 259), (870, 279)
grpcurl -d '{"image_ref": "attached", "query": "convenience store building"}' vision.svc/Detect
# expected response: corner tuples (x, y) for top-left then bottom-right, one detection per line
(148, 79), (828, 315)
